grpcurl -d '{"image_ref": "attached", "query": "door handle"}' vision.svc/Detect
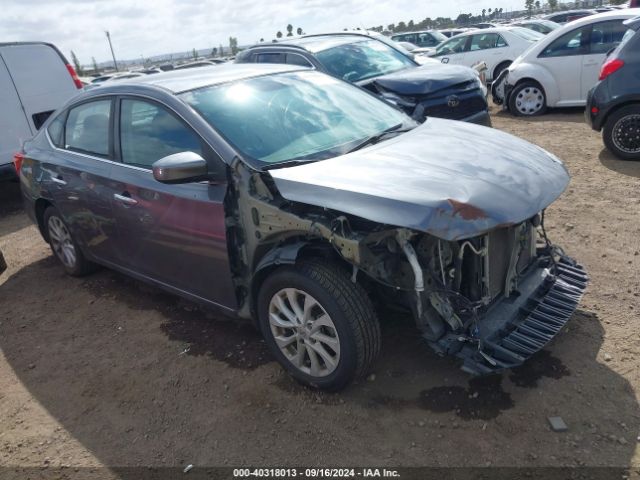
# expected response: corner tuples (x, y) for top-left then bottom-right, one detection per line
(51, 176), (67, 185)
(114, 193), (138, 206)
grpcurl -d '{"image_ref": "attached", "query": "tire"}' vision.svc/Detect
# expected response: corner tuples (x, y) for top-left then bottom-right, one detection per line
(43, 206), (96, 277)
(508, 81), (547, 116)
(492, 61), (511, 83)
(257, 259), (381, 391)
(603, 104), (640, 161)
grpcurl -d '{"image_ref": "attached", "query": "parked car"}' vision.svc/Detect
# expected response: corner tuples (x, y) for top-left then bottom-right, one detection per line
(493, 9), (639, 116)
(469, 23), (499, 29)
(390, 30), (447, 48)
(174, 60), (219, 70)
(428, 27), (544, 82)
(16, 64), (587, 390)
(0, 42), (82, 180)
(438, 28), (475, 38)
(586, 16), (640, 160)
(543, 10), (594, 24)
(236, 33), (490, 125)
(511, 19), (562, 34)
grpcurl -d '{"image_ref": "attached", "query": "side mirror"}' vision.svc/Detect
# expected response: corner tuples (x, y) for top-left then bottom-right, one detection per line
(152, 151), (209, 184)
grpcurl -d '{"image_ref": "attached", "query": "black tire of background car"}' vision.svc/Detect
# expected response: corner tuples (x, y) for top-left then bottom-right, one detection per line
(0, 249), (6, 275)
(43, 206), (97, 277)
(257, 259), (381, 391)
(603, 104), (640, 161)
(508, 81), (547, 117)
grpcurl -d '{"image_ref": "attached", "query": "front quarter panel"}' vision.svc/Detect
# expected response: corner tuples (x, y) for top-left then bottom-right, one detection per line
(507, 61), (561, 106)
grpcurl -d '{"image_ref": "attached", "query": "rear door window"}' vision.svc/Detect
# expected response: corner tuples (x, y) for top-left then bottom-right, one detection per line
(540, 25), (590, 57)
(286, 53), (313, 67)
(64, 100), (112, 157)
(589, 20), (629, 54)
(256, 53), (286, 64)
(119, 98), (203, 169)
(469, 33), (505, 51)
(47, 112), (66, 147)
(434, 36), (469, 55)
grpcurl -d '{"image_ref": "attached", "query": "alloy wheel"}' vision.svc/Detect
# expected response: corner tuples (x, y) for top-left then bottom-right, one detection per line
(268, 288), (340, 377)
(612, 114), (640, 155)
(515, 87), (544, 115)
(48, 216), (77, 268)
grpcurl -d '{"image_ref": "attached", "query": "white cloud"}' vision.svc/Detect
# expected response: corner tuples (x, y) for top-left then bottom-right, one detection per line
(2, 0), (518, 64)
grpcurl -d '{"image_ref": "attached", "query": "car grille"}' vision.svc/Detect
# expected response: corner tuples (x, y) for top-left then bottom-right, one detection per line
(423, 95), (488, 121)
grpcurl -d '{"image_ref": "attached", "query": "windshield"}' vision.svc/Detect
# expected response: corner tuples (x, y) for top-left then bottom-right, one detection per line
(510, 27), (545, 41)
(315, 39), (416, 83)
(181, 71), (412, 168)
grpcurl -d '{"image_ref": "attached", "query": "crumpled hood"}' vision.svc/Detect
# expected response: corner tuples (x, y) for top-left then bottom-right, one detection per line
(366, 63), (479, 96)
(268, 119), (569, 241)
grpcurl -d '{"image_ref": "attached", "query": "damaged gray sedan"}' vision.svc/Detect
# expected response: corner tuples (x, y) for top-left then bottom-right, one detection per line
(18, 64), (587, 390)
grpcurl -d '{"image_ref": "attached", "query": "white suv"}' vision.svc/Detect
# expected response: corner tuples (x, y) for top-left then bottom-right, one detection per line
(493, 9), (640, 116)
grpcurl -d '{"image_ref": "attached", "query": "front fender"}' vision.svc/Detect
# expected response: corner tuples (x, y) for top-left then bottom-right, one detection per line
(507, 63), (560, 106)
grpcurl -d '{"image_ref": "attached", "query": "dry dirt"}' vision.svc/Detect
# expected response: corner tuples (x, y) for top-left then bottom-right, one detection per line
(0, 106), (639, 476)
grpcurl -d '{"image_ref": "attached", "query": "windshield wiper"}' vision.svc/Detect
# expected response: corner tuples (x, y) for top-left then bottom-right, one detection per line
(261, 158), (320, 171)
(346, 123), (411, 154)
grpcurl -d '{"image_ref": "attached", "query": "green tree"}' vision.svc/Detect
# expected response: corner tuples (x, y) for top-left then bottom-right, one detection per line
(387, 23), (395, 31)
(407, 19), (414, 29)
(211, 47), (218, 57)
(229, 37), (238, 55)
(276, 30), (283, 38)
(286, 24), (293, 36)
(91, 56), (99, 73)
(397, 21), (407, 32)
(482, 8), (486, 17)
(70, 50), (83, 76)
(192, 48), (198, 60)
(296, 27), (303, 35)
(547, 0), (558, 10)
(535, 0), (541, 10)
(525, 0), (534, 17)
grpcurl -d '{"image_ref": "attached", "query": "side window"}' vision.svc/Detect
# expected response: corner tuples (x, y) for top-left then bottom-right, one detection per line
(496, 34), (507, 47)
(119, 99), (203, 169)
(435, 36), (468, 56)
(417, 33), (437, 47)
(469, 33), (502, 51)
(64, 100), (112, 157)
(540, 26), (589, 57)
(286, 53), (313, 67)
(590, 20), (628, 54)
(47, 112), (66, 148)
(256, 53), (285, 64)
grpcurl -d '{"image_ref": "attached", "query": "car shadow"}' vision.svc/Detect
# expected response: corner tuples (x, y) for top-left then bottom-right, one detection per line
(0, 256), (638, 469)
(492, 106), (586, 124)
(599, 148), (640, 178)
(0, 181), (31, 237)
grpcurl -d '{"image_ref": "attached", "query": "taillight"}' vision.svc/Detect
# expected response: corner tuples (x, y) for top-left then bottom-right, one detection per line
(65, 64), (84, 89)
(13, 152), (24, 175)
(599, 58), (624, 81)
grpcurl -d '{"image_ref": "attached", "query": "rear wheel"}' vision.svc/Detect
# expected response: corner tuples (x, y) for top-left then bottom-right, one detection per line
(44, 206), (96, 276)
(603, 105), (640, 161)
(257, 259), (380, 391)
(508, 81), (547, 116)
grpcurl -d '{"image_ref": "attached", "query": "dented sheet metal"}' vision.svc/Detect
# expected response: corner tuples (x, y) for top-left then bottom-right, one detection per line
(268, 118), (569, 241)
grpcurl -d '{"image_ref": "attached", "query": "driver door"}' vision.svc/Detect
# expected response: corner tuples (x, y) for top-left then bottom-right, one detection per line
(435, 35), (470, 66)
(109, 96), (237, 308)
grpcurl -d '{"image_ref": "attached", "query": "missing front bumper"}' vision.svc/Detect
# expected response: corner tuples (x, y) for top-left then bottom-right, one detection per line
(429, 255), (588, 375)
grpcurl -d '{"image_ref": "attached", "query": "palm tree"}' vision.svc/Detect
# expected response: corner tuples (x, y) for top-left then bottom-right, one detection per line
(296, 27), (303, 35)
(286, 24), (293, 37)
(276, 31), (283, 38)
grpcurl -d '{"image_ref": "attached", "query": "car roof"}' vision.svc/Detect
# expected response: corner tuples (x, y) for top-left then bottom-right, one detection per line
(448, 26), (523, 36)
(558, 8), (640, 27)
(391, 30), (440, 35)
(92, 63), (303, 94)
(267, 34), (378, 53)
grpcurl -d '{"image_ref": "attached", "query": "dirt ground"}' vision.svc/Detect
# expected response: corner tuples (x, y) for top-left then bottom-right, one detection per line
(0, 105), (639, 476)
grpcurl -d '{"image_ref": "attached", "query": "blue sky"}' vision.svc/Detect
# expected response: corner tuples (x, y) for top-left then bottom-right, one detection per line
(3, 0), (520, 63)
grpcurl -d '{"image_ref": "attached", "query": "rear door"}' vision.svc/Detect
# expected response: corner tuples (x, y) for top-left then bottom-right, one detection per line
(46, 98), (118, 263)
(109, 96), (236, 308)
(581, 19), (629, 99)
(0, 44), (79, 132)
(465, 32), (509, 78)
(434, 35), (470, 66)
(0, 53), (31, 168)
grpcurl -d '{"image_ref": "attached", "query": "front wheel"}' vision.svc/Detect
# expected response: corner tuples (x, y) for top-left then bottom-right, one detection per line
(603, 105), (640, 161)
(508, 81), (547, 116)
(257, 259), (381, 391)
(44, 206), (96, 276)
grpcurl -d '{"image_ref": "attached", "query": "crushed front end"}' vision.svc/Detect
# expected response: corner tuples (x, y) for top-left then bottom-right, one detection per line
(386, 215), (587, 375)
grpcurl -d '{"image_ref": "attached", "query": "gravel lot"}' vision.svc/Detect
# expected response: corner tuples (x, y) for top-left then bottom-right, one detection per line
(0, 106), (638, 475)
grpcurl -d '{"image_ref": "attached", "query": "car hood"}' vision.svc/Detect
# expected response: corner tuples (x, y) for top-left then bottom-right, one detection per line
(364, 63), (478, 96)
(268, 119), (569, 241)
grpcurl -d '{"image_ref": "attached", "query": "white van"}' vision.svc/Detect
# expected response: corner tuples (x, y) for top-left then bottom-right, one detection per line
(0, 42), (82, 179)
